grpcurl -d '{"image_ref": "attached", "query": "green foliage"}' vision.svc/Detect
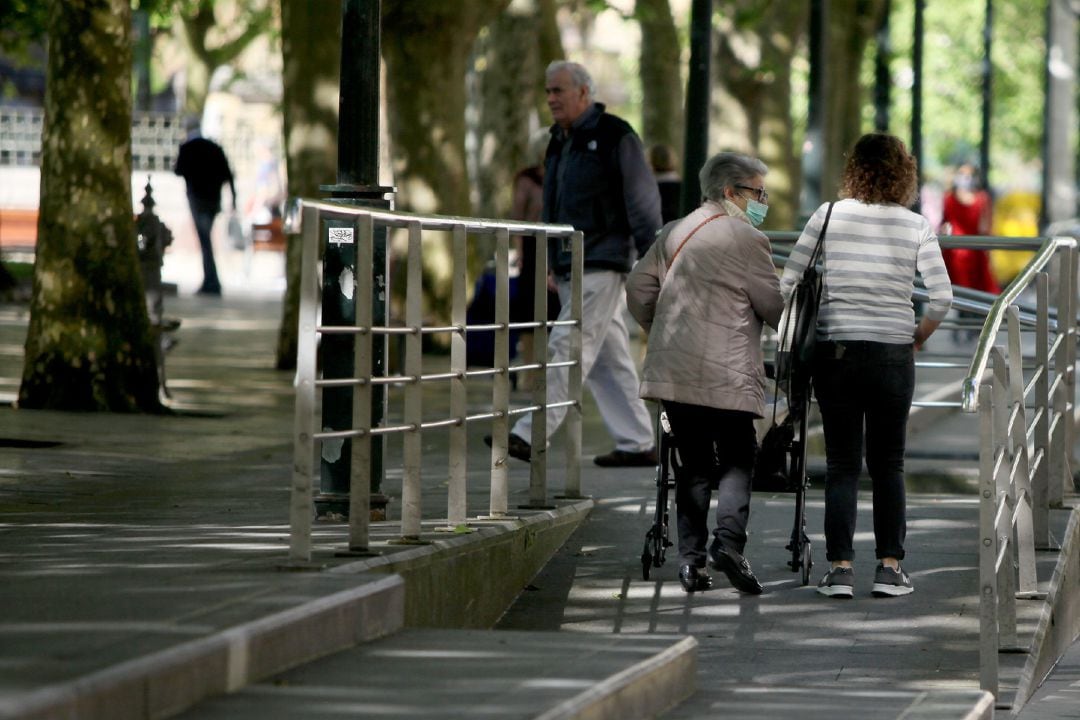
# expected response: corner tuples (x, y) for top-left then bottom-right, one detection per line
(0, 0), (183, 54)
(0, 0), (48, 58)
(885, 0), (1045, 187)
(584, 0), (618, 16)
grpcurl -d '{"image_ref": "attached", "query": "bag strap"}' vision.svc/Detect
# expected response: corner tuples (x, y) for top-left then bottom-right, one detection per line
(768, 201), (835, 425)
(803, 201), (835, 279)
(666, 213), (724, 270)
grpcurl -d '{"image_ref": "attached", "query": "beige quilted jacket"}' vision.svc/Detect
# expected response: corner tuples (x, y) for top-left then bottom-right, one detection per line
(626, 200), (784, 417)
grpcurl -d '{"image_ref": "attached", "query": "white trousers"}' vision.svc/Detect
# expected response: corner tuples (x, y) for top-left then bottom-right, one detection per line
(512, 269), (655, 452)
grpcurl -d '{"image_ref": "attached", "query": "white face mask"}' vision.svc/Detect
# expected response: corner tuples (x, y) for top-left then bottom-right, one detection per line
(745, 198), (768, 227)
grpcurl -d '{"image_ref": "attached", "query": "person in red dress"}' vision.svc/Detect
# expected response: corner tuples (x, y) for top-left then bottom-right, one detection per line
(940, 163), (999, 295)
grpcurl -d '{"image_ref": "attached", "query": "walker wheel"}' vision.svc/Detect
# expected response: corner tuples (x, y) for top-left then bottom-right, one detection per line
(801, 541), (813, 586)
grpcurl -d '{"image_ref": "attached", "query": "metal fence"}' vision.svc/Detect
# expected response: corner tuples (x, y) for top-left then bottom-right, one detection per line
(0, 107), (187, 170)
(288, 200), (584, 563)
(957, 236), (1079, 702)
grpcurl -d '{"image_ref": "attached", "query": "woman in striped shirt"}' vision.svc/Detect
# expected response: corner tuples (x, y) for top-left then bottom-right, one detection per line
(780, 133), (953, 599)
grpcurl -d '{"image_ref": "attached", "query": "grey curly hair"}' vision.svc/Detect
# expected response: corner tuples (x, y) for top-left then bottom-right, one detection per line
(698, 152), (768, 203)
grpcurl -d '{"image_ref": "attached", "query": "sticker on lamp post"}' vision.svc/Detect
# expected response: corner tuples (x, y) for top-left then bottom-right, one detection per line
(329, 227), (355, 246)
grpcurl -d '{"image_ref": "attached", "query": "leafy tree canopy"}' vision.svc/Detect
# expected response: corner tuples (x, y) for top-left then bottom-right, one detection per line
(0, 0), (48, 59)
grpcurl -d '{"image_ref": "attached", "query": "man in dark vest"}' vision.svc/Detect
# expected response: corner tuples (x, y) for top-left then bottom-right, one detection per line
(488, 60), (661, 466)
(174, 118), (236, 296)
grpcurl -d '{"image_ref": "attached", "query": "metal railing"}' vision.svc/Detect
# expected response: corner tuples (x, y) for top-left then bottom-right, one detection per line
(766, 233), (1011, 415)
(960, 236), (1078, 701)
(288, 200), (584, 563)
(0, 107), (188, 170)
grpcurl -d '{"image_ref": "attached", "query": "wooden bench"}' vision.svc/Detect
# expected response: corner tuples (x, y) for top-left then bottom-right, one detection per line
(251, 216), (286, 252)
(0, 208), (38, 251)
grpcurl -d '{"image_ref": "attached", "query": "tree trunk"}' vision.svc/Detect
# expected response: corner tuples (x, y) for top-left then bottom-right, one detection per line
(275, 0), (341, 371)
(382, 0), (510, 321)
(756, 2), (806, 229)
(19, 0), (160, 412)
(179, 0), (274, 117)
(636, 0), (684, 155)
(535, 0), (565, 119)
(713, 0), (806, 229)
(473, 1), (544, 221)
(821, 0), (886, 199)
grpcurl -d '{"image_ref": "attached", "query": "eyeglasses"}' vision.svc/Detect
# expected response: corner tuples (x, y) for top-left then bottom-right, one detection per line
(736, 185), (769, 204)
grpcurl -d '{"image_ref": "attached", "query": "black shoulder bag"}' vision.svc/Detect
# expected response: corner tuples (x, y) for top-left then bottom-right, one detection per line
(774, 201), (834, 408)
(753, 202), (834, 492)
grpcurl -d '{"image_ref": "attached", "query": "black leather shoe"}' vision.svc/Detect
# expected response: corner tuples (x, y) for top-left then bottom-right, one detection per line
(709, 542), (764, 594)
(593, 447), (658, 467)
(483, 433), (531, 462)
(678, 564), (713, 593)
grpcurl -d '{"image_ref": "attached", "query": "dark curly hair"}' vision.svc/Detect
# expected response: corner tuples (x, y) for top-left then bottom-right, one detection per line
(839, 133), (918, 207)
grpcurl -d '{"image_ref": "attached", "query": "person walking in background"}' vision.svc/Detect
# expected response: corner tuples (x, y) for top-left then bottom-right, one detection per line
(627, 152), (783, 594)
(509, 130), (562, 390)
(940, 163), (998, 335)
(174, 118), (236, 296)
(486, 60), (662, 468)
(245, 138), (285, 227)
(648, 143), (683, 225)
(781, 133), (953, 599)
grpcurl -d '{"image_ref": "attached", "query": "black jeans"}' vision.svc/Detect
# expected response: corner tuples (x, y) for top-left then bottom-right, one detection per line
(663, 400), (757, 567)
(188, 196), (221, 294)
(813, 341), (915, 563)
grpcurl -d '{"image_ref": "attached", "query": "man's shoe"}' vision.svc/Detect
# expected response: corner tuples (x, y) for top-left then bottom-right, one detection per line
(708, 542), (763, 594)
(593, 447), (658, 467)
(816, 566), (855, 598)
(872, 564), (914, 597)
(678, 564), (713, 593)
(483, 433), (531, 462)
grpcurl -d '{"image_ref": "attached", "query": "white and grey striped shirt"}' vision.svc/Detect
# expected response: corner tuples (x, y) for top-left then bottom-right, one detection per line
(780, 199), (953, 344)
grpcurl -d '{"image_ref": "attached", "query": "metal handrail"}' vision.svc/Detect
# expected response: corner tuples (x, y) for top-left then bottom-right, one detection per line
(292, 198), (577, 237)
(970, 244), (1077, 704)
(288, 200), (585, 563)
(961, 236), (1077, 413)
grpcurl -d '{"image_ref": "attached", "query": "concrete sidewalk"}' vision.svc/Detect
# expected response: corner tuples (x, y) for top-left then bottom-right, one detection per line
(1, 288), (1078, 719)
(498, 478), (1073, 718)
(0, 292), (597, 718)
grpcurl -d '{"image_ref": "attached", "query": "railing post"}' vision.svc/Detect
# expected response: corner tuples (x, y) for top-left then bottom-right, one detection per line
(289, 204), (322, 563)
(562, 230), (585, 498)
(488, 227), (512, 517)
(979, 383), (1000, 697)
(348, 213), (374, 552)
(1065, 246), (1077, 488)
(992, 348), (1018, 648)
(399, 221), (424, 541)
(1052, 251), (1072, 504)
(1007, 308), (1038, 596)
(525, 230), (552, 509)
(445, 224), (469, 529)
(1033, 272), (1052, 547)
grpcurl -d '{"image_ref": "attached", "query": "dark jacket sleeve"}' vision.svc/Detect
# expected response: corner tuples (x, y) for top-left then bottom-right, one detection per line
(174, 143), (187, 178)
(617, 133), (662, 258)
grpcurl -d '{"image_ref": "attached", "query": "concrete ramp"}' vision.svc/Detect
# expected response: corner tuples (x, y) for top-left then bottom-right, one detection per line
(1, 574), (404, 720)
(662, 685), (994, 720)
(175, 630), (697, 720)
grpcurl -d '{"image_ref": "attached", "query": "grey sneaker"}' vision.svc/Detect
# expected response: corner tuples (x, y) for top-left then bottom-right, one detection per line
(816, 566), (854, 598)
(872, 564), (914, 597)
